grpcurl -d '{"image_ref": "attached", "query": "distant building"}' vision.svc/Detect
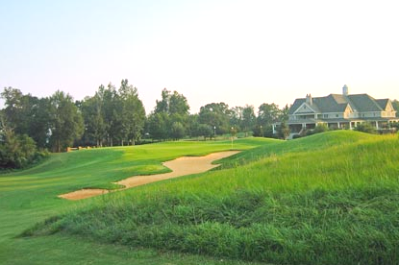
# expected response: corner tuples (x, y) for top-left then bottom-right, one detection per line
(274, 85), (399, 138)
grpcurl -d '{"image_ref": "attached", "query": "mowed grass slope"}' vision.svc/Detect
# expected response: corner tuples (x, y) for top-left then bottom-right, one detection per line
(0, 138), (267, 265)
(27, 131), (399, 265)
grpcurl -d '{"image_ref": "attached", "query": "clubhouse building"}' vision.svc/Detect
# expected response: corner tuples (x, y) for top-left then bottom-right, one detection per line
(274, 85), (399, 138)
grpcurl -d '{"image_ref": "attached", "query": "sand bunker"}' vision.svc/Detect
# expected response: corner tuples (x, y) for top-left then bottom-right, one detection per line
(59, 151), (239, 200)
(59, 188), (110, 200)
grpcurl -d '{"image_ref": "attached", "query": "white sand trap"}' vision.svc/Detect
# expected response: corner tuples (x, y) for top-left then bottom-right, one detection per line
(58, 151), (239, 201)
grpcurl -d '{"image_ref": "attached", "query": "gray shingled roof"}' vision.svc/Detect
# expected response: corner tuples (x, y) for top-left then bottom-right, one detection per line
(289, 93), (389, 114)
(346, 94), (383, 112)
(288, 98), (306, 114)
(316, 94), (348, 112)
(289, 94), (348, 114)
(376, 99), (389, 110)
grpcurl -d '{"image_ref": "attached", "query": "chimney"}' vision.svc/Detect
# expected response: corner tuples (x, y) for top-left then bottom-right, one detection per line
(343, 84), (349, 96)
(306, 94), (313, 105)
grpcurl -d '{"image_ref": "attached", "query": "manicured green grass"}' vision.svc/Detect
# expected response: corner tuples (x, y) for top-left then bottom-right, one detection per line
(26, 131), (399, 265)
(220, 130), (379, 169)
(0, 138), (267, 265)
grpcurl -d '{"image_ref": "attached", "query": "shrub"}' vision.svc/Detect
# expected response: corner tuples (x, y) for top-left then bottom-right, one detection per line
(355, 123), (377, 134)
(0, 127), (48, 169)
(306, 124), (329, 136)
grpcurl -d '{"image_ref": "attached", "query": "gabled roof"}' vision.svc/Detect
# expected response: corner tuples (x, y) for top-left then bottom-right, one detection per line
(346, 94), (383, 112)
(316, 94), (349, 112)
(289, 99), (306, 114)
(289, 93), (392, 115)
(375, 99), (390, 110)
(289, 94), (349, 114)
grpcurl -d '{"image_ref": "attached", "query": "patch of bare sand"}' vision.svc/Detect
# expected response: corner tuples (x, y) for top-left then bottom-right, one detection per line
(58, 151), (239, 201)
(58, 188), (110, 200)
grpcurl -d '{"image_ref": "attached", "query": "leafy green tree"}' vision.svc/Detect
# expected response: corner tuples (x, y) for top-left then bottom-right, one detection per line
(186, 114), (199, 138)
(150, 89), (190, 140)
(0, 115), (44, 168)
(118, 79), (146, 145)
(198, 102), (230, 135)
(80, 93), (106, 147)
(28, 98), (51, 148)
(155, 88), (189, 113)
(242, 105), (256, 136)
(169, 91), (190, 116)
(278, 122), (290, 139)
(280, 104), (290, 122)
(197, 124), (213, 140)
(1, 88), (28, 133)
(257, 103), (281, 126)
(1, 87), (51, 148)
(228, 106), (243, 132)
(148, 112), (169, 140)
(101, 84), (121, 146)
(255, 103), (288, 138)
(155, 88), (170, 113)
(49, 91), (84, 152)
(171, 122), (185, 140)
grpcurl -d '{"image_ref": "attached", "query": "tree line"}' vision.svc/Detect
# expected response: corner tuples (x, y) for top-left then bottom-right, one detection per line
(0, 79), (307, 168)
(143, 89), (290, 141)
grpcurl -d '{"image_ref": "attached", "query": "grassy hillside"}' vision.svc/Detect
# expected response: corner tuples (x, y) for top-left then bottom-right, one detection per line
(24, 131), (399, 265)
(0, 138), (267, 265)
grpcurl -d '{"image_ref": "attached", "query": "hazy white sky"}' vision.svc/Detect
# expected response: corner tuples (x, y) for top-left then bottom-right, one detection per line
(1, 0), (398, 114)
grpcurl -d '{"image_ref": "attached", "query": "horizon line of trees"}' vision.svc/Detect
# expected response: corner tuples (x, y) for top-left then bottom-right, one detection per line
(2, 79), (399, 168)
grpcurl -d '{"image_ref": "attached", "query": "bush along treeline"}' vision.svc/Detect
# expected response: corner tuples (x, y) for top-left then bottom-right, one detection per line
(0, 116), (48, 169)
